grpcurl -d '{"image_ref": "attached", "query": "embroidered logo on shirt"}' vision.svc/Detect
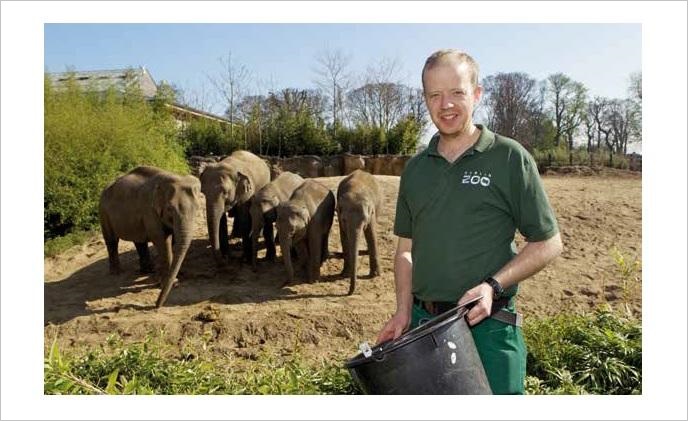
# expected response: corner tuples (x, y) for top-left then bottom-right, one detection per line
(461, 170), (492, 187)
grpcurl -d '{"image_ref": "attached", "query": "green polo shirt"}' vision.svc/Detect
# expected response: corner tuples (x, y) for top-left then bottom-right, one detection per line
(394, 125), (559, 302)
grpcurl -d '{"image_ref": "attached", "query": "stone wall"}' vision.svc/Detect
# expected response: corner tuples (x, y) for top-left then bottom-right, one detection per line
(190, 153), (412, 179)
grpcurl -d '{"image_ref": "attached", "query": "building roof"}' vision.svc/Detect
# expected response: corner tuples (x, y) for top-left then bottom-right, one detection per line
(166, 102), (231, 124)
(47, 67), (231, 124)
(48, 67), (159, 99)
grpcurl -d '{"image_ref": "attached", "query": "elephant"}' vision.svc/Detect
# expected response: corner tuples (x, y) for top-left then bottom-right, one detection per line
(249, 171), (305, 269)
(276, 179), (335, 285)
(336, 169), (381, 295)
(199, 150), (270, 266)
(98, 166), (201, 307)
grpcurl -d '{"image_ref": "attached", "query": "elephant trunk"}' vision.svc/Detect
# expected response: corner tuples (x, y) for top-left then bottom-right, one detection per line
(156, 216), (193, 307)
(207, 197), (226, 266)
(281, 233), (294, 285)
(347, 221), (364, 295)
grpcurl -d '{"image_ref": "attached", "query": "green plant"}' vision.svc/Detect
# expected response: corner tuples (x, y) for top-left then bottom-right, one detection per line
(44, 74), (189, 240)
(611, 247), (642, 315)
(524, 307), (641, 395)
(234, 353), (358, 395)
(44, 334), (359, 395)
(179, 119), (237, 157)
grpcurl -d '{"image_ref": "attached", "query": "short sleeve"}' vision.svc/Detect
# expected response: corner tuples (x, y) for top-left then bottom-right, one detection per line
(509, 150), (559, 242)
(393, 173), (412, 238)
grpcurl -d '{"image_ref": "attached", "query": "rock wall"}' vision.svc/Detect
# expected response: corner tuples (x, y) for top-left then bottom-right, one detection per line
(189, 153), (412, 179)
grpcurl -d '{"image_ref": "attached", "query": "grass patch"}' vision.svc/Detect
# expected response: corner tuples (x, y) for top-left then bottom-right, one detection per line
(46, 308), (640, 395)
(45, 334), (359, 395)
(44, 229), (98, 258)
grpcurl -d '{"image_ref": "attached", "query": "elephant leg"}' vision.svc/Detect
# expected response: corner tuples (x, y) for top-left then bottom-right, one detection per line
(323, 210), (334, 263)
(320, 225), (330, 264)
(242, 231), (252, 264)
(105, 239), (121, 275)
(364, 220), (380, 277)
(347, 225), (361, 296)
(307, 231), (322, 283)
(250, 216), (263, 270)
(339, 218), (351, 276)
(295, 241), (309, 278)
(100, 214), (121, 275)
(134, 242), (155, 274)
(219, 212), (230, 258)
(232, 203), (252, 263)
(264, 220), (276, 261)
(280, 237), (296, 287)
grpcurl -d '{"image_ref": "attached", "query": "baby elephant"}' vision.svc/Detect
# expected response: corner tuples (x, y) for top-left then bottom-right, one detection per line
(249, 171), (305, 269)
(276, 179), (335, 284)
(99, 166), (201, 308)
(336, 170), (381, 295)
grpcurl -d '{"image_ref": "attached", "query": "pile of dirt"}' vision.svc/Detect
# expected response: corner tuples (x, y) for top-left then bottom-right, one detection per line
(44, 174), (642, 364)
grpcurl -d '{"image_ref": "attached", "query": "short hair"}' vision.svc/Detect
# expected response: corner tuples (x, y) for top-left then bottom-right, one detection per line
(422, 49), (480, 90)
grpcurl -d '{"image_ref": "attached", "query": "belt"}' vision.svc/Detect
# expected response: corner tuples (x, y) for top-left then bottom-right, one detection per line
(413, 295), (523, 327)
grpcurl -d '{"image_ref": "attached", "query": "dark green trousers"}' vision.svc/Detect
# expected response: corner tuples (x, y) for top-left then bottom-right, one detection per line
(411, 302), (527, 394)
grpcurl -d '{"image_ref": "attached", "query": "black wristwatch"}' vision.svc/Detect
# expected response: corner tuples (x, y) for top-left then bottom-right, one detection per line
(483, 276), (504, 299)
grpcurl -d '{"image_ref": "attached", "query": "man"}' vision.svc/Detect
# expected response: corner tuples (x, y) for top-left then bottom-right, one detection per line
(376, 49), (563, 394)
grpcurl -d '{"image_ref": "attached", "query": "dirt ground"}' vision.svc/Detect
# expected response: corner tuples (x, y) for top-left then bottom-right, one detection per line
(44, 173), (642, 364)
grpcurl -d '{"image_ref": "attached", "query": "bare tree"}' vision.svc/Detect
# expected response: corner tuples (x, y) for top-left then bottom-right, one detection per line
(347, 58), (406, 130)
(628, 72), (642, 102)
(608, 99), (638, 155)
(589, 96), (610, 151)
(482, 72), (542, 148)
(208, 52), (251, 143)
(313, 48), (351, 137)
(546, 73), (587, 148)
(627, 72), (642, 144)
(562, 81), (587, 156)
(403, 86), (429, 133)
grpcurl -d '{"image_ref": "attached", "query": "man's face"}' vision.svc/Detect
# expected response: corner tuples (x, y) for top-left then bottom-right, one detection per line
(423, 60), (482, 139)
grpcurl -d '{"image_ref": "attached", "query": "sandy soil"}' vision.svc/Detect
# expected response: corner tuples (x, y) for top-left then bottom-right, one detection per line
(44, 174), (642, 363)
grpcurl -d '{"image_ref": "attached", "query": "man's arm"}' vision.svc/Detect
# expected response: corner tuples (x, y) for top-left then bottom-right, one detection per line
(493, 232), (563, 289)
(461, 233), (563, 326)
(376, 237), (413, 343)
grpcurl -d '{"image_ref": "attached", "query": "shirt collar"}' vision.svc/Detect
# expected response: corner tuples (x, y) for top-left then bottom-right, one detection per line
(427, 124), (495, 157)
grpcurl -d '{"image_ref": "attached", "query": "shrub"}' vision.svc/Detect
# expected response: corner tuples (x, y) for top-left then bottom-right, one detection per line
(179, 119), (237, 157)
(387, 116), (422, 155)
(44, 75), (189, 239)
(610, 154), (630, 169)
(523, 307), (642, 394)
(532, 146), (631, 171)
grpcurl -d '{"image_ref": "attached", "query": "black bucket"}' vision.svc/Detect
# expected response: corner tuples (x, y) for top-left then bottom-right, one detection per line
(345, 302), (492, 394)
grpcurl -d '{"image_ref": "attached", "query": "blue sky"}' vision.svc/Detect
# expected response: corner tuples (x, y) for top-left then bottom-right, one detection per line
(45, 23), (641, 118)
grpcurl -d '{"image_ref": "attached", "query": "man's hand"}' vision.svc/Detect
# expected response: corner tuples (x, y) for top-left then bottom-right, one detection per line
(459, 282), (494, 326)
(376, 311), (411, 344)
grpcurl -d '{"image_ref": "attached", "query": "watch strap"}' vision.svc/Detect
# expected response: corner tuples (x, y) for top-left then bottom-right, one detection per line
(483, 276), (504, 298)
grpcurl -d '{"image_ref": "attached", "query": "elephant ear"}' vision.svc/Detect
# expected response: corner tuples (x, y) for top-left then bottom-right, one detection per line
(237, 171), (253, 199)
(153, 182), (175, 217)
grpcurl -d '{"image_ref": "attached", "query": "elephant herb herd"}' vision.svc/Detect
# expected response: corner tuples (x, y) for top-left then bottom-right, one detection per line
(98, 150), (382, 308)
